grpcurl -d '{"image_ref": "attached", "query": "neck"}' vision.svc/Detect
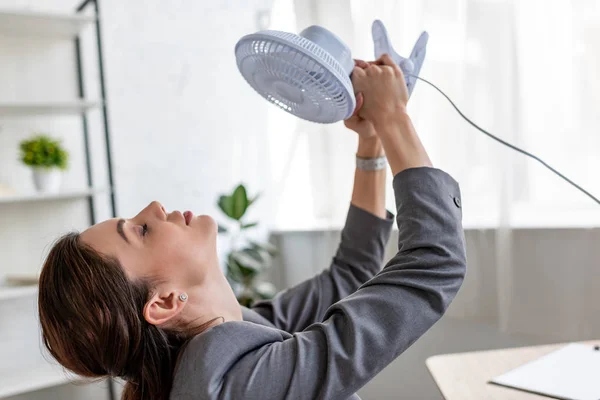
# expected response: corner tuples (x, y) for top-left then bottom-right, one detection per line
(182, 268), (243, 330)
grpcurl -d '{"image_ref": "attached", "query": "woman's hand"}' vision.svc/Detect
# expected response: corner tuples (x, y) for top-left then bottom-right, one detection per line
(351, 54), (432, 175)
(344, 60), (377, 141)
(345, 60), (384, 157)
(351, 54), (409, 128)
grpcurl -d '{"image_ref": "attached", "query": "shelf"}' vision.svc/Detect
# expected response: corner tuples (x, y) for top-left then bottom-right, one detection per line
(0, 9), (95, 39)
(0, 360), (79, 398)
(0, 101), (100, 116)
(0, 187), (110, 205)
(0, 285), (37, 301)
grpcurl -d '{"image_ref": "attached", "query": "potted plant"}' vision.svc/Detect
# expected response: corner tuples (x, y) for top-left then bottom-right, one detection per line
(19, 135), (68, 194)
(217, 184), (277, 307)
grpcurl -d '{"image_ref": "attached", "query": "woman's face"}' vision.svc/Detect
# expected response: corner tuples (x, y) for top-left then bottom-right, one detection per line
(80, 201), (219, 286)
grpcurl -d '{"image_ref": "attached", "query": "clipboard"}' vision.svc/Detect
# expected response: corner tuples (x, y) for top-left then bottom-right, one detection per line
(490, 343), (600, 400)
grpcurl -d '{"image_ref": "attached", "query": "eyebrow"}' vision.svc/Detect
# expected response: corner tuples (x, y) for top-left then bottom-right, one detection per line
(117, 219), (129, 244)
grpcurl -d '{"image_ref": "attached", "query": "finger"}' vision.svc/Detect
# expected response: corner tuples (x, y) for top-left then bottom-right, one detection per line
(379, 53), (397, 67)
(352, 66), (366, 77)
(354, 59), (370, 69)
(344, 111), (361, 128)
(351, 92), (364, 117)
(365, 63), (382, 76)
(351, 66), (367, 88)
(344, 116), (359, 130)
(375, 54), (402, 77)
(372, 54), (400, 69)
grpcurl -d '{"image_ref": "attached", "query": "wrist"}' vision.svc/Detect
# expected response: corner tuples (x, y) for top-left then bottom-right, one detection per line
(373, 110), (433, 175)
(372, 106), (410, 133)
(357, 136), (384, 158)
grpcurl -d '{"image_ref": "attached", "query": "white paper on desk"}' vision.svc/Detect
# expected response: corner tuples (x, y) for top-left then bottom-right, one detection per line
(490, 343), (600, 400)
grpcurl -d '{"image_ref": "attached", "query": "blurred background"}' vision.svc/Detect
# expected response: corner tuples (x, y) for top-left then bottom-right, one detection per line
(0, 0), (599, 399)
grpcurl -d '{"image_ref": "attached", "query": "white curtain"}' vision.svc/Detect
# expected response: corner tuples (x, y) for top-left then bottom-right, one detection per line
(266, 0), (600, 339)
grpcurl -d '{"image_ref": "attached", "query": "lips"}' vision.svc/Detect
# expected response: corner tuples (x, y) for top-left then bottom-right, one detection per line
(183, 210), (194, 225)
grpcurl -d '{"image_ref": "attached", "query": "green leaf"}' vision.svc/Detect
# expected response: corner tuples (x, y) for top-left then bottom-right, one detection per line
(255, 282), (276, 299)
(231, 250), (263, 271)
(259, 249), (272, 265)
(249, 240), (278, 255)
(237, 295), (255, 307)
(226, 258), (244, 283)
(218, 195), (235, 219)
(238, 263), (258, 279)
(231, 185), (249, 220)
(243, 247), (269, 264)
(217, 224), (228, 233)
(240, 222), (258, 230)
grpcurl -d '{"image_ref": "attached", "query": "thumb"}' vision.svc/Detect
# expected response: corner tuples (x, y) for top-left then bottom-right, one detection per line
(352, 92), (364, 118)
(344, 115), (360, 130)
(344, 92), (364, 130)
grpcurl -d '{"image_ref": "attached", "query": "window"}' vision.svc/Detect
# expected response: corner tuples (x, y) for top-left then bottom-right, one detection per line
(266, 0), (600, 230)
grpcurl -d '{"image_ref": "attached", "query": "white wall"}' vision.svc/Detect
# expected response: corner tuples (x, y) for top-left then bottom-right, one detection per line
(99, 0), (274, 220)
(0, 0), (274, 399)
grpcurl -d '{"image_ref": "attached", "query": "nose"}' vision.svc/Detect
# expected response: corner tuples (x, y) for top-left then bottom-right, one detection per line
(147, 201), (167, 219)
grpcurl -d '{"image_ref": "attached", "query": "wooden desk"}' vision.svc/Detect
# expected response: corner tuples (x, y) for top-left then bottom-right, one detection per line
(426, 340), (599, 400)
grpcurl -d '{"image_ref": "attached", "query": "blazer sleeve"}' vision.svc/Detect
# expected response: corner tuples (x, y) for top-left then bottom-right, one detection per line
(251, 202), (394, 333)
(214, 167), (467, 400)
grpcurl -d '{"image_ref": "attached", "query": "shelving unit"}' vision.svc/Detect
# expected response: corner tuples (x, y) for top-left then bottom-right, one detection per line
(0, 285), (37, 301)
(0, 101), (101, 116)
(0, 9), (95, 38)
(0, 186), (109, 204)
(0, 1), (116, 399)
(0, 1), (116, 225)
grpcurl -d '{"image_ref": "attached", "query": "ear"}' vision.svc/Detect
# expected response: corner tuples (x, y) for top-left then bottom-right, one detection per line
(143, 290), (187, 326)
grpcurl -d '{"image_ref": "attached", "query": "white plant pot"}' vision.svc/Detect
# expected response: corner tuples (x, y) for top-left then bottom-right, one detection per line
(32, 168), (62, 194)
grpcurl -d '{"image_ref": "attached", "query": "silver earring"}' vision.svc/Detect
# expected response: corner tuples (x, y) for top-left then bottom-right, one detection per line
(179, 293), (188, 302)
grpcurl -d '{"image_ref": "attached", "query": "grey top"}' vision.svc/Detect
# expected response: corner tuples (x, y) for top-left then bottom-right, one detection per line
(171, 167), (466, 400)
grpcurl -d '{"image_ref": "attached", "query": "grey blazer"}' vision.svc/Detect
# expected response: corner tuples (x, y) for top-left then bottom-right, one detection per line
(171, 167), (466, 400)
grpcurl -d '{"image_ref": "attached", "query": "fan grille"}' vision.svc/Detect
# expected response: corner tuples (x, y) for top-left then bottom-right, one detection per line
(235, 31), (355, 123)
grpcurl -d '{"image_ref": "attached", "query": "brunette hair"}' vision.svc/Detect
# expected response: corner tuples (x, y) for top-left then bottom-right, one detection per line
(38, 232), (206, 400)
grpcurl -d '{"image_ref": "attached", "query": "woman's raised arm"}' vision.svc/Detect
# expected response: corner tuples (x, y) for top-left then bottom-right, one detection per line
(250, 60), (396, 333)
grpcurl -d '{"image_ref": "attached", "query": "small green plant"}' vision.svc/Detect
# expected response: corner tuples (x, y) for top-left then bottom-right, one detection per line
(217, 184), (277, 307)
(19, 135), (68, 170)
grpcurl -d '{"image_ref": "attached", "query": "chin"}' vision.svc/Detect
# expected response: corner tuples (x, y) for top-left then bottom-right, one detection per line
(197, 214), (217, 232)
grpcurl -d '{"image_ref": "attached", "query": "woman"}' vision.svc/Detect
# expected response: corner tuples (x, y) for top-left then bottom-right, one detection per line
(39, 55), (466, 400)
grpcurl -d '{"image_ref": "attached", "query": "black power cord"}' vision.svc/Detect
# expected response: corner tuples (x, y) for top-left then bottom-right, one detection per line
(408, 74), (600, 205)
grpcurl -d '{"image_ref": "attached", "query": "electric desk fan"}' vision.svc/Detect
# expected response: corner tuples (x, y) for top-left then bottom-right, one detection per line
(235, 20), (428, 123)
